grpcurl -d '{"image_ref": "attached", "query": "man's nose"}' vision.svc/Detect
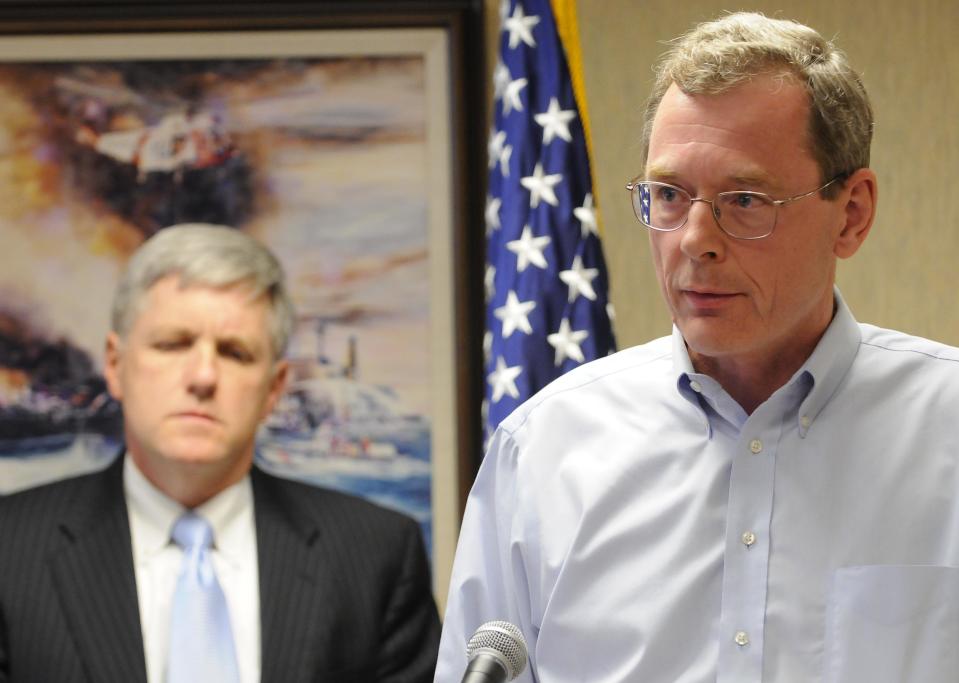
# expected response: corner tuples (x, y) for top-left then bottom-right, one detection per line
(680, 199), (726, 261)
(186, 344), (218, 399)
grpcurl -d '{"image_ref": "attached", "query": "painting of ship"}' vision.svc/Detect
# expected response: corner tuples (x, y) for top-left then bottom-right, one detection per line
(254, 316), (433, 550)
(0, 49), (440, 555)
(257, 315), (430, 466)
(0, 316), (122, 457)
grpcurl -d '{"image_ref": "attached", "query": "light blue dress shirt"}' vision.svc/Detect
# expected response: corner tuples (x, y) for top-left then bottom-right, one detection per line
(436, 291), (959, 682)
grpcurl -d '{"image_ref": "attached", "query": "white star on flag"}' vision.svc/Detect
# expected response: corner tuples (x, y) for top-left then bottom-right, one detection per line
(504, 4), (540, 49)
(494, 290), (536, 337)
(574, 192), (598, 237)
(487, 130), (512, 176)
(559, 255), (599, 302)
(547, 318), (589, 366)
(502, 76), (528, 115)
(484, 264), (496, 300)
(534, 97), (576, 144)
(485, 195), (502, 233)
(520, 162), (562, 208)
(498, 143), (512, 176)
(506, 225), (551, 271)
(488, 130), (506, 169)
(493, 61), (511, 100)
(483, 331), (493, 361)
(488, 355), (522, 402)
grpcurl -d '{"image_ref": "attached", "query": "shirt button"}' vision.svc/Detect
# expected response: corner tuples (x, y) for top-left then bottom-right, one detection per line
(741, 531), (756, 547)
(690, 380), (703, 393)
(749, 439), (763, 454)
(800, 415), (811, 428)
(734, 630), (749, 647)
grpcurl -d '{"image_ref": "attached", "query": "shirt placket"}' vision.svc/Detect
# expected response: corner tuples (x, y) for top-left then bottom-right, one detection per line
(716, 408), (784, 683)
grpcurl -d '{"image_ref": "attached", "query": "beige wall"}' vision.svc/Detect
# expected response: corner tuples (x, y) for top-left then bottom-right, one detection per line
(489, 0), (959, 347)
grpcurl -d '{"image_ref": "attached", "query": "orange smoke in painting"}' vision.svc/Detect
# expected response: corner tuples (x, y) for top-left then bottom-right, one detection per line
(0, 71), (144, 261)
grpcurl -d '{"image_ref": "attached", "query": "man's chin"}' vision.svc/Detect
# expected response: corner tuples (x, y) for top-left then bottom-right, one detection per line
(154, 442), (234, 469)
(677, 320), (744, 356)
(166, 453), (226, 467)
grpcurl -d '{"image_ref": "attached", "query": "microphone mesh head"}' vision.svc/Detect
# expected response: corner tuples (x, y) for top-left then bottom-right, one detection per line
(466, 620), (528, 680)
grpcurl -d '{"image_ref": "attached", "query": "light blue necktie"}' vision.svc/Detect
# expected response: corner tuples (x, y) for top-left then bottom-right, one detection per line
(167, 512), (241, 683)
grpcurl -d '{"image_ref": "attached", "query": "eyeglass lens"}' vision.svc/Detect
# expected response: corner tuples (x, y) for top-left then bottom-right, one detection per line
(632, 182), (778, 239)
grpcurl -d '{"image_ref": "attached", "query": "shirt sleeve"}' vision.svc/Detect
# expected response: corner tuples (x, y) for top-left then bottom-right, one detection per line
(434, 426), (539, 682)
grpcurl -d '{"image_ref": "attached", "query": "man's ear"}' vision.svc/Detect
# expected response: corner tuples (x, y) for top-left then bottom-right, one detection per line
(104, 332), (124, 401)
(261, 359), (290, 419)
(834, 167), (878, 259)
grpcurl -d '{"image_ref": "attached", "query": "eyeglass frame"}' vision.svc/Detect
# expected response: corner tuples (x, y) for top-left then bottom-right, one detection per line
(624, 175), (845, 240)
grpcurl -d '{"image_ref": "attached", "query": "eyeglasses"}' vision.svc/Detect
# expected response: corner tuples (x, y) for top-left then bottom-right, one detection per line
(624, 176), (842, 240)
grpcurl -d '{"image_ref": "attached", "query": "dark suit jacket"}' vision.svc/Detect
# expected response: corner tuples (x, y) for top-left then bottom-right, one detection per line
(0, 456), (440, 682)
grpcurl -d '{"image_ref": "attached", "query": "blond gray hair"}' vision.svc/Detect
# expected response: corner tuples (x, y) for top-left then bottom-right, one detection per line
(642, 12), (873, 196)
(111, 224), (295, 359)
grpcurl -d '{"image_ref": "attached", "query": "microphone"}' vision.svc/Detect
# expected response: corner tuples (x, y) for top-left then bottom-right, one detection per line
(461, 620), (528, 683)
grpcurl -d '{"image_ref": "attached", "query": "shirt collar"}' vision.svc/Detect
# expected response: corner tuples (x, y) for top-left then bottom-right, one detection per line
(671, 286), (861, 436)
(672, 330), (739, 435)
(793, 287), (861, 435)
(123, 456), (254, 566)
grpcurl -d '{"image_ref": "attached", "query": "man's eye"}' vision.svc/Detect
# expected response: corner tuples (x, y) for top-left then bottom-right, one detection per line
(220, 345), (253, 363)
(726, 192), (759, 209)
(154, 339), (189, 351)
(657, 186), (681, 202)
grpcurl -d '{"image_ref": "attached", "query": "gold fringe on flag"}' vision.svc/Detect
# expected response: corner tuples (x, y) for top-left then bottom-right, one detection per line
(549, 0), (603, 237)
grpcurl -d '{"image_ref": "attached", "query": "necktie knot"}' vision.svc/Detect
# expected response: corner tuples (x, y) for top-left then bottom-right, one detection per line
(171, 512), (214, 552)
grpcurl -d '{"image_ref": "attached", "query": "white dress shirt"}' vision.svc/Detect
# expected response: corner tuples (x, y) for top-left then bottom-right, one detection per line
(437, 290), (959, 682)
(124, 458), (261, 683)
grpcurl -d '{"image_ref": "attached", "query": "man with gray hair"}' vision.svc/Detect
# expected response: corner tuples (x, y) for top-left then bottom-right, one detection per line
(0, 224), (441, 682)
(437, 12), (959, 683)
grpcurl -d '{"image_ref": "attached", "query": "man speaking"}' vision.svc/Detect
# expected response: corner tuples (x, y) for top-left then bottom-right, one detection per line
(437, 12), (959, 682)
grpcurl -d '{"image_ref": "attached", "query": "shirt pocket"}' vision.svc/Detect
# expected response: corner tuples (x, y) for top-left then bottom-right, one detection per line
(824, 564), (959, 683)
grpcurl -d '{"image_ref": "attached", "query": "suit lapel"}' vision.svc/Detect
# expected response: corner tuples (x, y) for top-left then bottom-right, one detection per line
(49, 456), (148, 683)
(253, 468), (334, 683)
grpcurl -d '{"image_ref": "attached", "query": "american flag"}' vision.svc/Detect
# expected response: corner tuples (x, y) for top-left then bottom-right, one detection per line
(484, 0), (616, 440)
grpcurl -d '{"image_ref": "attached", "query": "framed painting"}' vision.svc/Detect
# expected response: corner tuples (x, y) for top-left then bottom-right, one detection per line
(0, 1), (485, 604)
